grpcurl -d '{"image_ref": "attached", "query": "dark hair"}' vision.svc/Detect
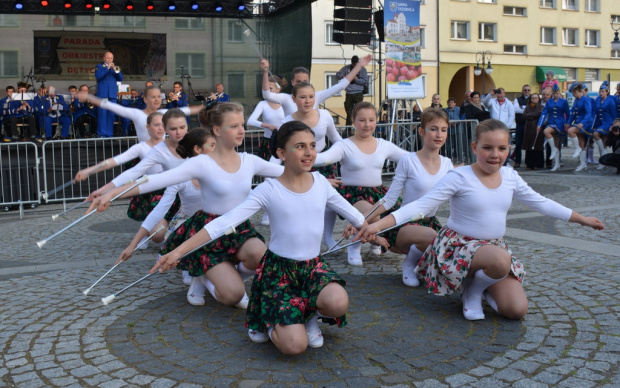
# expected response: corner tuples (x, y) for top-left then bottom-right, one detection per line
(144, 85), (161, 98)
(291, 67), (309, 78)
(162, 108), (186, 127)
(268, 75), (287, 89)
(292, 82), (314, 97)
(79, 84), (89, 90)
(351, 55), (359, 64)
(470, 91), (480, 98)
(146, 111), (162, 125)
(420, 108), (448, 129)
(6, 86), (14, 92)
(475, 119), (510, 142)
(68, 85), (77, 91)
(174, 81), (182, 87)
(200, 102), (244, 131)
(447, 97), (456, 103)
(351, 101), (376, 121)
(269, 121), (315, 158)
(176, 127), (216, 159)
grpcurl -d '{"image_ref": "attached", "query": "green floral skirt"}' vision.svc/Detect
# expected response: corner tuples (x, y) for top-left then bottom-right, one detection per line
(126, 189), (165, 221)
(258, 137), (272, 161)
(161, 210), (264, 277)
(245, 250), (347, 333)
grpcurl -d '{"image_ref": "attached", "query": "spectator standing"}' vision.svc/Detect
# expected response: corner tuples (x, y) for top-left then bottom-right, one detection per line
(522, 93), (544, 169)
(460, 89), (473, 119)
(428, 94), (442, 110)
(336, 55), (368, 125)
(511, 85), (531, 168)
(444, 98), (462, 161)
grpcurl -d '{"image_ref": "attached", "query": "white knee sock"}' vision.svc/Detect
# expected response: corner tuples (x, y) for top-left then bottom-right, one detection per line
(462, 269), (505, 320)
(237, 262), (255, 282)
(203, 276), (218, 301)
(323, 209), (338, 248)
(306, 313), (320, 336)
(347, 241), (362, 266)
(483, 290), (499, 313)
(570, 136), (581, 157)
(267, 327), (274, 341)
(594, 138), (607, 156)
(402, 245), (423, 287)
(547, 139), (557, 158)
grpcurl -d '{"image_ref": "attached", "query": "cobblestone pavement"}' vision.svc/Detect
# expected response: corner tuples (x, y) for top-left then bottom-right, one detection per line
(1, 163), (619, 387)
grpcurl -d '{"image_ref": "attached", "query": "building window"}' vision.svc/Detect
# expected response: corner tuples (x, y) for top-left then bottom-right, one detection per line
(227, 72), (246, 98)
(175, 18), (205, 30)
(562, 67), (577, 81)
(541, 27), (556, 45)
(585, 68), (599, 81)
(504, 44), (526, 54)
(227, 20), (244, 42)
(255, 72), (263, 98)
(478, 22), (497, 41)
(612, 50), (620, 59)
(325, 22), (338, 45)
(0, 15), (19, 27)
(562, 0), (578, 10)
(613, 15), (620, 24)
(103, 16), (145, 28)
(540, 0), (555, 9)
(419, 26), (426, 48)
(585, 0), (600, 12)
(503, 6), (526, 16)
(364, 74), (374, 96)
(451, 21), (470, 40)
(562, 28), (578, 46)
(175, 53), (205, 78)
(254, 20), (266, 43)
(325, 73), (343, 96)
(585, 30), (600, 47)
(0, 51), (18, 78)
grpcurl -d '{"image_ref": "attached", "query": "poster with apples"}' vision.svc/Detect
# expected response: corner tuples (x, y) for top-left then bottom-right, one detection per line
(384, 0), (425, 99)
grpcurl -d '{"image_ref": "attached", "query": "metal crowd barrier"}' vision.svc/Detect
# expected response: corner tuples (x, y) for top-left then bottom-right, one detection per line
(41, 137), (139, 204)
(0, 142), (40, 216)
(1, 120), (480, 215)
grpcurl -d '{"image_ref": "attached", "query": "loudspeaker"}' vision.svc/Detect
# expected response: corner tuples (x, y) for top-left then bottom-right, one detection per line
(335, 0), (371, 7)
(333, 32), (371, 45)
(334, 20), (371, 34)
(333, 8), (372, 20)
(374, 10), (384, 41)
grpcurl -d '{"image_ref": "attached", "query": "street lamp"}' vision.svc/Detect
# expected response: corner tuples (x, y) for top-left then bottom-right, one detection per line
(612, 18), (620, 51)
(474, 50), (493, 93)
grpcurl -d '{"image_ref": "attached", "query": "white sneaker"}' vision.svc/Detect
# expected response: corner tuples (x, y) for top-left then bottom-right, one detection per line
(307, 329), (324, 348)
(187, 277), (206, 306)
(369, 244), (382, 255)
(402, 265), (420, 287)
(181, 271), (192, 286)
(248, 329), (269, 343)
(137, 240), (149, 250)
(235, 293), (249, 309)
(461, 281), (485, 321)
(348, 255), (363, 266)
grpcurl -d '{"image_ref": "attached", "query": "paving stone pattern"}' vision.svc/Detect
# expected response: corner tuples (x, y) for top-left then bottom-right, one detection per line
(1, 165), (619, 387)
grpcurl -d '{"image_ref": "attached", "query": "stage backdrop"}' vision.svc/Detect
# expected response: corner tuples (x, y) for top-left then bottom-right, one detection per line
(383, 0), (424, 99)
(33, 31), (167, 81)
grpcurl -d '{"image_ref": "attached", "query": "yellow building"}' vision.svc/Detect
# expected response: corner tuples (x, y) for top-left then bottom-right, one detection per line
(439, 0), (620, 101)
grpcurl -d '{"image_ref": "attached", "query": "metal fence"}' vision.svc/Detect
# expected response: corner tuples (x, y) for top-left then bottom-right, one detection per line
(1, 120), (479, 214)
(0, 142), (40, 214)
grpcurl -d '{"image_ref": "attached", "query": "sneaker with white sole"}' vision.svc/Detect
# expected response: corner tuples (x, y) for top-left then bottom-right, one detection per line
(307, 329), (324, 348)
(235, 293), (249, 309)
(348, 255), (363, 266)
(181, 271), (192, 286)
(248, 329), (269, 343)
(369, 244), (382, 255)
(187, 277), (206, 306)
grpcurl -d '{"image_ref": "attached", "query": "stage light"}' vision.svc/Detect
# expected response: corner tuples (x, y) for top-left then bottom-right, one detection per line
(102, 0), (111, 10)
(64, 0), (72, 9)
(40, 0), (48, 6)
(146, 1), (154, 10)
(15, 0), (24, 10)
(191, 1), (199, 10)
(125, 0), (133, 10)
(237, 2), (246, 11)
(214, 2), (223, 12)
(85, 0), (93, 9)
(168, 1), (176, 11)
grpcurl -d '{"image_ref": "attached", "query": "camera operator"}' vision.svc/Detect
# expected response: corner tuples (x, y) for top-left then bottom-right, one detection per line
(599, 120), (620, 174)
(336, 55), (368, 126)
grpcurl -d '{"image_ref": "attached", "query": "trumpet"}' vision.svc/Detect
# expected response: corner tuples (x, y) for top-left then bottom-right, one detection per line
(114, 66), (120, 73)
(207, 92), (222, 102)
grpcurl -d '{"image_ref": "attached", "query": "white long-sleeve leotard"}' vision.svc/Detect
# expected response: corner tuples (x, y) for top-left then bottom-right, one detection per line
(382, 153), (454, 215)
(262, 79), (351, 116)
(112, 142), (163, 176)
(281, 110), (342, 152)
(138, 153), (284, 215)
(246, 100), (285, 139)
(205, 172), (364, 260)
(314, 138), (406, 187)
(141, 180), (202, 232)
(99, 99), (190, 143)
(111, 142), (184, 187)
(391, 166), (572, 240)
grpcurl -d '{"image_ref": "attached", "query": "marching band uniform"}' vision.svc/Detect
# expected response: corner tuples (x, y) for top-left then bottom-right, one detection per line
(72, 97), (98, 138)
(593, 85), (618, 158)
(95, 62), (123, 137)
(42, 94), (71, 139)
(166, 92), (188, 109)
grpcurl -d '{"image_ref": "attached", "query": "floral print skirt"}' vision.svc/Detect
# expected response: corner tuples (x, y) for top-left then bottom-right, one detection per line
(161, 210), (264, 277)
(245, 250), (347, 333)
(384, 216), (443, 254)
(258, 137), (272, 161)
(126, 189), (165, 221)
(415, 226), (526, 295)
(313, 164), (338, 180)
